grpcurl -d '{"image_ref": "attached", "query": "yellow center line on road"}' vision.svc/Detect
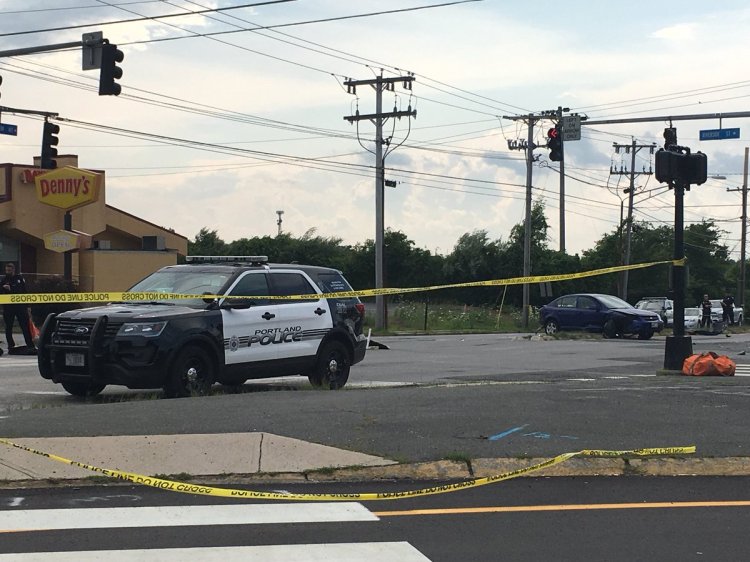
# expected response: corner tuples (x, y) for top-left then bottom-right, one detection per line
(374, 500), (750, 517)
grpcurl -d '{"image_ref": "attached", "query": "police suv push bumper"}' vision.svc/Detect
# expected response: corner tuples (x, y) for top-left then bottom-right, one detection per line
(38, 305), (223, 389)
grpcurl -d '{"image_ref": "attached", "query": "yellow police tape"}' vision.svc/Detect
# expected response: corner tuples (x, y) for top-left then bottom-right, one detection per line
(0, 258), (685, 305)
(0, 438), (694, 501)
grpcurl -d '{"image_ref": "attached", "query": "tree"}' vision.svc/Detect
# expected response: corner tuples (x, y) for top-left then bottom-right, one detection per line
(189, 228), (227, 256)
(684, 220), (732, 304)
(443, 230), (502, 305)
(348, 229), (444, 291)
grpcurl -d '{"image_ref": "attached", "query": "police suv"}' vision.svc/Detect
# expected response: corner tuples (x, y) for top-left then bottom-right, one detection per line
(37, 257), (367, 398)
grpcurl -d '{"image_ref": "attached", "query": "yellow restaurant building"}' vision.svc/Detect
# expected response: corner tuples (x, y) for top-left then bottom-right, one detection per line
(0, 154), (188, 291)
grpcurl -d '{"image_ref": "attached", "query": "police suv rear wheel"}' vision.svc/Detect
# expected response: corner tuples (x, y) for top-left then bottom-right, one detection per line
(308, 341), (350, 390)
(61, 381), (105, 397)
(164, 346), (215, 398)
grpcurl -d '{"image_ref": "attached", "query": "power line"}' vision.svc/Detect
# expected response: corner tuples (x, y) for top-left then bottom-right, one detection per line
(0, 0), (165, 16)
(0, 0), (298, 38)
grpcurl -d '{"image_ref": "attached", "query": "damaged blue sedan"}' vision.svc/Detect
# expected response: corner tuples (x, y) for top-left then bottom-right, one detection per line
(540, 293), (664, 340)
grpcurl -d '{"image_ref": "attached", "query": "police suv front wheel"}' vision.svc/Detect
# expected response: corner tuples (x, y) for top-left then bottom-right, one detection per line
(164, 346), (215, 398)
(309, 341), (350, 390)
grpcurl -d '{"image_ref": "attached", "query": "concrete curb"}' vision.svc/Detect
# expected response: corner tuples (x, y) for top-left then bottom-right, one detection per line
(4, 457), (750, 490)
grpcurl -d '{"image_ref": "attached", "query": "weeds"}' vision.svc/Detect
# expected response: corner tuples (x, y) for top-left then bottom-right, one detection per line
(364, 301), (528, 334)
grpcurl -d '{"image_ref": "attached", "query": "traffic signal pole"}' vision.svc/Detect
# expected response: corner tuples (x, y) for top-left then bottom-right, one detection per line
(0, 34), (123, 96)
(663, 175), (691, 369)
(523, 115), (534, 329)
(504, 109), (566, 328)
(656, 127), (707, 370)
(557, 106), (566, 253)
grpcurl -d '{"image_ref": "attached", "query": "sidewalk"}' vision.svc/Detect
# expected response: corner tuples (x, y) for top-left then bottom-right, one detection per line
(3, 431), (750, 488)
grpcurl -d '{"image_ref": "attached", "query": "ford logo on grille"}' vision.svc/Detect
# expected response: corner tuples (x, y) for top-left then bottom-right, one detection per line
(74, 327), (90, 335)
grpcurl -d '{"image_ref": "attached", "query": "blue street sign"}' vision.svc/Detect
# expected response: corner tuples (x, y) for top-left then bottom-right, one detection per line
(699, 128), (740, 141)
(0, 123), (18, 136)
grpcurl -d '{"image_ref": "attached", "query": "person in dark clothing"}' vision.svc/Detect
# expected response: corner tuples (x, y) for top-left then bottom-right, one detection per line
(722, 294), (736, 325)
(1, 262), (35, 351)
(700, 294), (712, 329)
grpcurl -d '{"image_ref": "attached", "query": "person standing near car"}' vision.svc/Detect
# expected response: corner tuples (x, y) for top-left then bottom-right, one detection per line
(722, 294), (736, 325)
(1, 262), (35, 352)
(700, 294), (712, 329)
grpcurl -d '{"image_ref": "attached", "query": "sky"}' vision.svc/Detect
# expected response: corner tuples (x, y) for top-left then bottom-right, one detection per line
(1, 0), (750, 260)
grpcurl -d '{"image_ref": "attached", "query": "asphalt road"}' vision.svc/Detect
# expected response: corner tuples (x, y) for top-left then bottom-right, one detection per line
(1, 333), (750, 462)
(2, 476), (750, 560)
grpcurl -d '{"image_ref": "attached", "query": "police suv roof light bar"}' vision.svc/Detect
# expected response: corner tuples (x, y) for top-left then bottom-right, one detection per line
(186, 256), (269, 265)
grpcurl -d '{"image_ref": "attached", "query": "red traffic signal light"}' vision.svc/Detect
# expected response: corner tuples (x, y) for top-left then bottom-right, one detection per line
(547, 126), (562, 161)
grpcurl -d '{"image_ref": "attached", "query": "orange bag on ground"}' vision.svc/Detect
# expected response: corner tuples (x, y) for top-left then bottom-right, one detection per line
(682, 352), (735, 376)
(713, 354), (736, 376)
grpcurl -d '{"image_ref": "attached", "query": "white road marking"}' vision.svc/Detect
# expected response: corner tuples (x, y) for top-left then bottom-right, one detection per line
(0, 542), (431, 561)
(0, 503), (378, 532)
(0, 359), (38, 367)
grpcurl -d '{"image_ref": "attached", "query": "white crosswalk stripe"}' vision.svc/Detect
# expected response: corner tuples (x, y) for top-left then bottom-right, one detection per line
(0, 542), (431, 561)
(0, 503), (377, 531)
(0, 503), (432, 561)
(0, 358), (38, 368)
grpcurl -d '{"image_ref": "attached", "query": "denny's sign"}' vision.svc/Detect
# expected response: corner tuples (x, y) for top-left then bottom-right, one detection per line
(34, 166), (102, 211)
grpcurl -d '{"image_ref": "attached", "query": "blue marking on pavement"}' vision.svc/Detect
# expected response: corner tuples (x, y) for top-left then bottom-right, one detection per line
(489, 424), (528, 441)
(523, 431), (551, 440)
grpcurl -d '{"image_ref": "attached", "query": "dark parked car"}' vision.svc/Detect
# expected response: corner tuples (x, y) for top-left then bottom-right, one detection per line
(540, 293), (664, 339)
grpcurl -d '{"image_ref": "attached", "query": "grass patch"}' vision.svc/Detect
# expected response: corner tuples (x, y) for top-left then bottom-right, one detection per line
(153, 472), (193, 481)
(363, 302), (532, 335)
(443, 452), (472, 464)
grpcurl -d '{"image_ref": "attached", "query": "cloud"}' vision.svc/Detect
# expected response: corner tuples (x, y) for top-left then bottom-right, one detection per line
(650, 23), (698, 42)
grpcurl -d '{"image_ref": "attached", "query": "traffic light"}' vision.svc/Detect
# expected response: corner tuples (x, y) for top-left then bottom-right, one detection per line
(99, 43), (124, 96)
(655, 149), (707, 186)
(686, 151), (708, 185)
(663, 127), (677, 148)
(41, 121), (60, 170)
(547, 126), (562, 162)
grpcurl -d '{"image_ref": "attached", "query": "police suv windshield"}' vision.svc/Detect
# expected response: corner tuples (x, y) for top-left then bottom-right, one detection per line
(127, 269), (233, 306)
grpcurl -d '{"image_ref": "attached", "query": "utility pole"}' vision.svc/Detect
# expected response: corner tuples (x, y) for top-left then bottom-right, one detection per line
(276, 210), (284, 236)
(743, 148), (748, 311)
(557, 106), (566, 253)
(504, 110), (560, 328)
(609, 140), (656, 301)
(343, 73), (416, 330)
(727, 147), (749, 309)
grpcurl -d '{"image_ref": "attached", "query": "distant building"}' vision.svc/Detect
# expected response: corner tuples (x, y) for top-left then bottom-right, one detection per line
(0, 154), (187, 291)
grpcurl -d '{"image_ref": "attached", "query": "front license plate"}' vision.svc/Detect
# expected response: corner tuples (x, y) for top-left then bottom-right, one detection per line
(650, 321), (659, 327)
(65, 353), (85, 367)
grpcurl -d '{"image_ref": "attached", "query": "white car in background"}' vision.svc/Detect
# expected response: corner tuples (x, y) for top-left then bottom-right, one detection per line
(683, 308), (701, 331)
(708, 299), (743, 326)
(635, 297), (674, 326)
